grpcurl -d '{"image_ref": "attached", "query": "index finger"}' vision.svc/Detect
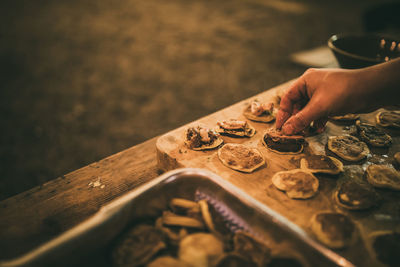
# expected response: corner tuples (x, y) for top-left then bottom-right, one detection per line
(276, 77), (307, 129)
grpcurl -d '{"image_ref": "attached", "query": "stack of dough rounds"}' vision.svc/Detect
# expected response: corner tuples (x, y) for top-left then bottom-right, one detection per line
(215, 119), (256, 137)
(243, 101), (275, 123)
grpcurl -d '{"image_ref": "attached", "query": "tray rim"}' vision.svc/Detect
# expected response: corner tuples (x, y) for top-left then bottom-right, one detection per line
(0, 168), (354, 267)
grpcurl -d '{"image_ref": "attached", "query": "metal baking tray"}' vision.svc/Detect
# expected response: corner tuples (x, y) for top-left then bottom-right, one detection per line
(0, 168), (354, 267)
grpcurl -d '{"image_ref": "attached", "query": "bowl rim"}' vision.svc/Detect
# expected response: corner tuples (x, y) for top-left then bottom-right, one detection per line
(327, 33), (397, 64)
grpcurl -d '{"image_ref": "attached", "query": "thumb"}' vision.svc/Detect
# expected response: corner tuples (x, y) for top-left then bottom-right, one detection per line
(281, 103), (321, 135)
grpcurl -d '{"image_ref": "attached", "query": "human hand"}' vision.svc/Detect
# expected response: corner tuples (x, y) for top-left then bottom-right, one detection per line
(275, 68), (376, 135)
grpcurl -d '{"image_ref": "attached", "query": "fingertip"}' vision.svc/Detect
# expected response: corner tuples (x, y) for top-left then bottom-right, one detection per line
(275, 109), (290, 130)
(281, 111), (312, 135)
(281, 123), (295, 135)
(275, 111), (284, 129)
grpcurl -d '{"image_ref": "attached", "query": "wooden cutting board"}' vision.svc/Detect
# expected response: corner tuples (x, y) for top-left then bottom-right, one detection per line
(156, 81), (400, 266)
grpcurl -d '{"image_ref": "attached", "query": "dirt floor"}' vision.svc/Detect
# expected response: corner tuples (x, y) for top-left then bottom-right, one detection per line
(0, 0), (397, 200)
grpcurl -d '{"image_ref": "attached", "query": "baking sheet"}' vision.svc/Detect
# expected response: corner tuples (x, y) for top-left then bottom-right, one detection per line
(0, 168), (353, 267)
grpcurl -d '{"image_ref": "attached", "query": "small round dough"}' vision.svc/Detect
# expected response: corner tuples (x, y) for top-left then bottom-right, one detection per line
(366, 164), (400, 191)
(376, 110), (400, 128)
(310, 212), (357, 249)
(327, 135), (369, 162)
(300, 155), (343, 175)
(356, 121), (392, 147)
(334, 180), (378, 210)
(243, 103), (275, 123)
(272, 169), (319, 199)
(218, 143), (265, 173)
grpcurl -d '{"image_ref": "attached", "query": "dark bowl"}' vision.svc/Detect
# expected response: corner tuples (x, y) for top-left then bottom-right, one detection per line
(328, 34), (400, 69)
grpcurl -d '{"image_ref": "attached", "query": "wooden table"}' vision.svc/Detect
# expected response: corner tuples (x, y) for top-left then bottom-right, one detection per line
(1, 79), (398, 265)
(0, 137), (161, 260)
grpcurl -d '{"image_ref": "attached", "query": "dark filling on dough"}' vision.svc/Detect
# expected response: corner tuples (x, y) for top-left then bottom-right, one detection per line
(220, 127), (253, 136)
(357, 122), (391, 145)
(223, 128), (246, 132)
(331, 136), (364, 157)
(316, 213), (354, 241)
(305, 155), (338, 170)
(186, 127), (218, 148)
(337, 181), (376, 209)
(264, 132), (304, 153)
(373, 232), (400, 267)
(380, 111), (400, 126)
(358, 123), (387, 137)
(220, 145), (263, 169)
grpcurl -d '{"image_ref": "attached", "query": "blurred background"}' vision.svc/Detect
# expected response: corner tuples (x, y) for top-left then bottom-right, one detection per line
(1, 0), (399, 201)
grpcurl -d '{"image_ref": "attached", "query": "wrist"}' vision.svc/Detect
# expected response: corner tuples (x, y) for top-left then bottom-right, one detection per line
(351, 59), (400, 110)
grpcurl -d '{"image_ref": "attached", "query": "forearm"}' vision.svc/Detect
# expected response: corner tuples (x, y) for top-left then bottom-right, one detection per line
(352, 58), (400, 110)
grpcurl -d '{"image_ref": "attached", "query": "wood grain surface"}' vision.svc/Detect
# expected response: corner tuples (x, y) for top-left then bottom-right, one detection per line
(0, 138), (160, 260)
(157, 81), (400, 267)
